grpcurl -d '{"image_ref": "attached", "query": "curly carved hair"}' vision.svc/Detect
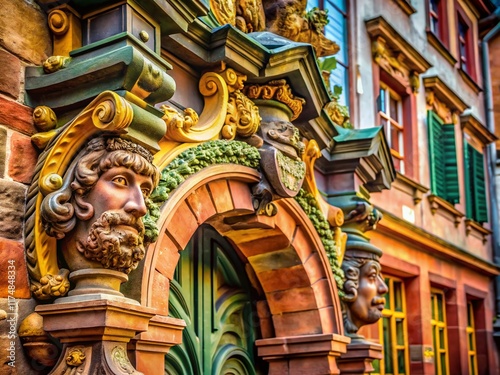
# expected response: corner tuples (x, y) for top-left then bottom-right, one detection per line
(40, 137), (159, 239)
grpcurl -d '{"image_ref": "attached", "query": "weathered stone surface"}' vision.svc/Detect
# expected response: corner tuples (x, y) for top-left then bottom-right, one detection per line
(0, 298), (38, 375)
(8, 133), (38, 184)
(0, 180), (26, 240)
(0, 97), (35, 135)
(0, 0), (51, 65)
(0, 238), (30, 299)
(0, 127), (7, 178)
(0, 50), (21, 99)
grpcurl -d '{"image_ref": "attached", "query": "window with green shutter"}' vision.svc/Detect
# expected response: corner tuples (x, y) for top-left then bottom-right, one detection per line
(427, 110), (460, 204)
(464, 143), (488, 223)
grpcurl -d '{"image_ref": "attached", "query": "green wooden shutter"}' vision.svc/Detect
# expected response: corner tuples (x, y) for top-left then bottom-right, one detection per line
(465, 143), (488, 223)
(442, 123), (459, 204)
(428, 111), (446, 198)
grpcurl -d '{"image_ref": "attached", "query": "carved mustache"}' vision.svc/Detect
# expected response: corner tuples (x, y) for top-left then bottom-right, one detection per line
(372, 297), (386, 306)
(99, 210), (145, 236)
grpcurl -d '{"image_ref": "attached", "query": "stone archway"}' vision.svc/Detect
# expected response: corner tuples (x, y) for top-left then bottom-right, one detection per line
(132, 164), (349, 374)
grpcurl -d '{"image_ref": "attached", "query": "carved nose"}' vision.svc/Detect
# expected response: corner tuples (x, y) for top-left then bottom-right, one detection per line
(124, 188), (148, 218)
(378, 277), (389, 295)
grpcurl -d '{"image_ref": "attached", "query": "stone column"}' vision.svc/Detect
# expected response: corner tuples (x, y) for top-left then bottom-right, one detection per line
(128, 315), (186, 374)
(257, 334), (350, 375)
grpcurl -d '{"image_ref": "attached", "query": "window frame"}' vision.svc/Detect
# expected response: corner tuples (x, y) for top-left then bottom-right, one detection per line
(455, 4), (477, 82)
(313, 0), (350, 109)
(378, 83), (405, 174)
(428, 0), (448, 45)
(430, 288), (450, 375)
(466, 301), (479, 375)
(373, 276), (410, 375)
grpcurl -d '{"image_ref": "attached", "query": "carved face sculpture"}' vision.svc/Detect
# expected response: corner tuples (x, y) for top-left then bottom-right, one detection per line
(341, 256), (388, 335)
(42, 137), (159, 274)
(75, 165), (154, 274)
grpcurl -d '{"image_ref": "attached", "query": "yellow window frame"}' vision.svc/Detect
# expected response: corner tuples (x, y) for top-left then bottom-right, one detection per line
(466, 301), (478, 375)
(431, 288), (449, 375)
(374, 276), (410, 375)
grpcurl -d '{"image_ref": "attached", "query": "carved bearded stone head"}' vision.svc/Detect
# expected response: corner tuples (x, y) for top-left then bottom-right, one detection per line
(41, 136), (159, 275)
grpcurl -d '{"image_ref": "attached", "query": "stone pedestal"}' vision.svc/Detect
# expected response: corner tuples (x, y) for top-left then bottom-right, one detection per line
(256, 333), (350, 375)
(337, 339), (383, 375)
(128, 314), (186, 374)
(36, 299), (156, 374)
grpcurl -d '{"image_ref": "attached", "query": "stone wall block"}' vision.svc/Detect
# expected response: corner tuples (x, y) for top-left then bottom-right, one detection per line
(0, 238), (30, 299)
(8, 132), (38, 184)
(0, 180), (26, 240)
(0, 97), (35, 135)
(0, 50), (21, 99)
(0, 0), (51, 65)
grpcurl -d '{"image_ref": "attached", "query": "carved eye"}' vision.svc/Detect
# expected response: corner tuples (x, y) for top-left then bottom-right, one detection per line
(112, 176), (128, 186)
(141, 188), (151, 197)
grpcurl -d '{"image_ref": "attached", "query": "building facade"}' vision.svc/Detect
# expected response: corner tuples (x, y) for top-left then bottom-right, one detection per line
(0, 0), (498, 375)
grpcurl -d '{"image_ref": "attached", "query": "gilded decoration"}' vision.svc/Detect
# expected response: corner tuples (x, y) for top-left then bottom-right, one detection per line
(209, 0), (339, 56)
(219, 66), (262, 141)
(43, 55), (71, 73)
(426, 91), (456, 124)
(161, 71), (229, 143)
(210, 0), (266, 33)
(262, 0), (339, 57)
(244, 80), (305, 121)
(66, 347), (86, 367)
(47, 7), (82, 56)
(372, 37), (419, 93)
(25, 90), (165, 300)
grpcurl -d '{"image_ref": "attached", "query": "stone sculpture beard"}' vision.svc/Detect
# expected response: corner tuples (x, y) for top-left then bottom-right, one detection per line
(76, 210), (146, 274)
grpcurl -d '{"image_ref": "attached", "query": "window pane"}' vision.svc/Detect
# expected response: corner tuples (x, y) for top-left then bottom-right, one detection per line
(383, 317), (393, 373)
(437, 293), (444, 321)
(329, 63), (348, 106)
(396, 318), (405, 345)
(389, 95), (399, 119)
(468, 332), (475, 350)
(397, 349), (406, 374)
(391, 124), (402, 154)
(326, 10), (347, 63)
(439, 327), (445, 349)
(325, 0), (347, 13)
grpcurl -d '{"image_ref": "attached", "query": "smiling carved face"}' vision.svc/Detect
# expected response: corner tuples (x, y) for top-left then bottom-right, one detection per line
(348, 260), (388, 329)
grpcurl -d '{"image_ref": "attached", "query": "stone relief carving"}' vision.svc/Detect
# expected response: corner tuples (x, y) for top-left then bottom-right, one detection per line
(25, 91), (165, 300)
(209, 0), (339, 57)
(339, 200), (388, 339)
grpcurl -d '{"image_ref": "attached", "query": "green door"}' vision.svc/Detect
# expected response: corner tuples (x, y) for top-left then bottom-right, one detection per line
(165, 224), (268, 375)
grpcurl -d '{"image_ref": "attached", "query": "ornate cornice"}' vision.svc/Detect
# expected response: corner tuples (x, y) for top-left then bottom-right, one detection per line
(423, 75), (469, 113)
(460, 113), (497, 145)
(365, 16), (432, 74)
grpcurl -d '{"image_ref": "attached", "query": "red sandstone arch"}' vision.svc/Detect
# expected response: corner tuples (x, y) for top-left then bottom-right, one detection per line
(140, 164), (344, 339)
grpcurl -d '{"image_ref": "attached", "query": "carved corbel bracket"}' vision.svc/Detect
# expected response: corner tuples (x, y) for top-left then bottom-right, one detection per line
(162, 71), (229, 143)
(427, 194), (464, 227)
(25, 91), (166, 300)
(47, 6), (82, 56)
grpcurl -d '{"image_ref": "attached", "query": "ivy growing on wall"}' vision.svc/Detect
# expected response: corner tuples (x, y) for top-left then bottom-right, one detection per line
(144, 139), (343, 294)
